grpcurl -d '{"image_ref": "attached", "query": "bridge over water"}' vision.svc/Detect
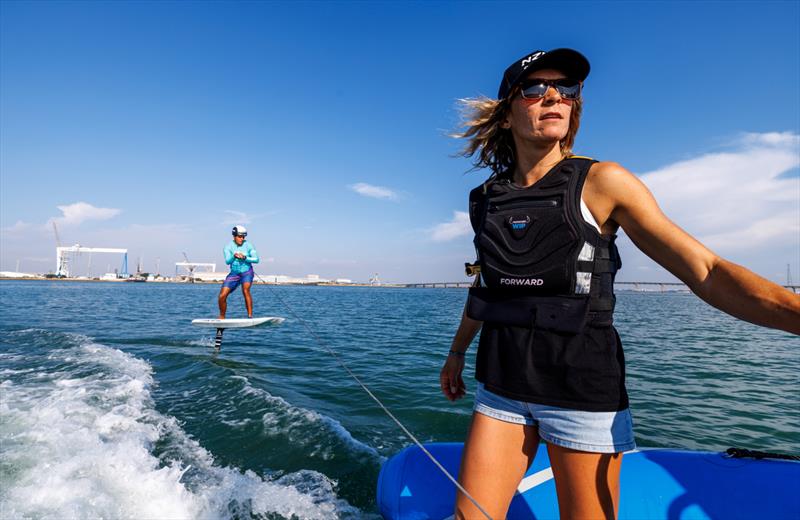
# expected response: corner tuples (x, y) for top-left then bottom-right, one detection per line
(403, 281), (800, 293)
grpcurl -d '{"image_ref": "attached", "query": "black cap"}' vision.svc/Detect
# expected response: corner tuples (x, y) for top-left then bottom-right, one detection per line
(497, 48), (590, 99)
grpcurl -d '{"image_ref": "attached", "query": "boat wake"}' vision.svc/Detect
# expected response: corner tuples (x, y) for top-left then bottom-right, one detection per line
(0, 330), (363, 519)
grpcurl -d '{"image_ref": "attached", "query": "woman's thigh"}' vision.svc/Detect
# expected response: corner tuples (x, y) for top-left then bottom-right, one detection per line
(455, 412), (539, 520)
(547, 443), (622, 520)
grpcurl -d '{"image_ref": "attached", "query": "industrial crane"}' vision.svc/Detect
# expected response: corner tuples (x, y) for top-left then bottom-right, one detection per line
(52, 222), (67, 277)
(174, 254), (215, 282)
(182, 252), (196, 283)
(52, 221), (128, 278)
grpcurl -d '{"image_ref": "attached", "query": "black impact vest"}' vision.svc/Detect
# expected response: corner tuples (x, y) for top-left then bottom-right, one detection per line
(466, 157), (628, 411)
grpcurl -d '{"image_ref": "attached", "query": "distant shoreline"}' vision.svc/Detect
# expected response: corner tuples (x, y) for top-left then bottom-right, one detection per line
(0, 277), (408, 288)
(2, 277), (796, 293)
(0, 277), (680, 292)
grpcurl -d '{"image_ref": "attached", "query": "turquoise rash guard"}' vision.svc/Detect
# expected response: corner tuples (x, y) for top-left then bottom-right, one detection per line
(223, 241), (259, 274)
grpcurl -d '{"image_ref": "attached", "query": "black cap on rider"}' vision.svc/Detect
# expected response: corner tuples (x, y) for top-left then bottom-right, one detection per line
(497, 48), (590, 100)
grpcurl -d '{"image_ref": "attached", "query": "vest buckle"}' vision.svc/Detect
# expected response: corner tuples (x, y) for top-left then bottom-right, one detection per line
(465, 262), (481, 277)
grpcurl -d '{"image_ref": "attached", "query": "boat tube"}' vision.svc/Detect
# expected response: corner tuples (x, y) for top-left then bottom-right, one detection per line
(377, 442), (800, 519)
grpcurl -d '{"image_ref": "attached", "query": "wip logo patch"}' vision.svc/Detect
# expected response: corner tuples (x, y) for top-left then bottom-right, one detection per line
(500, 278), (544, 286)
(510, 218), (528, 230)
(507, 215), (532, 239)
(508, 215), (531, 231)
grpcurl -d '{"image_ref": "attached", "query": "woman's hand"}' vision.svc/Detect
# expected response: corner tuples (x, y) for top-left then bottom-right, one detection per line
(440, 354), (467, 401)
(441, 306), (482, 401)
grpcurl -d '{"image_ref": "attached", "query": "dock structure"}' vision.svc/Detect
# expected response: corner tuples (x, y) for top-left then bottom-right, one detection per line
(56, 245), (128, 278)
(615, 282), (800, 294)
(614, 281), (689, 292)
(404, 282), (473, 288)
(403, 281), (800, 293)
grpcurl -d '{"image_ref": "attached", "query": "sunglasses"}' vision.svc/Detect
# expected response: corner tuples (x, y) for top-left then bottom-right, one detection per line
(519, 78), (581, 100)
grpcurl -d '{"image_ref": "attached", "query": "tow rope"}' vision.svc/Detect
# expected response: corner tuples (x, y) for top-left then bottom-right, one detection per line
(256, 274), (493, 520)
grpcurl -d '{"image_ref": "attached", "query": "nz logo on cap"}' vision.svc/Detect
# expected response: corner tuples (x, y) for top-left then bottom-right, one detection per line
(520, 51), (545, 68)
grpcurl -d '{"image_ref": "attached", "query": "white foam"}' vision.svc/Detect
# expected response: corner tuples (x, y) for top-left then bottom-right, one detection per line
(220, 418), (254, 428)
(0, 334), (362, 519)
(188, 337), (216, 347)
(239, 378), (383, 462)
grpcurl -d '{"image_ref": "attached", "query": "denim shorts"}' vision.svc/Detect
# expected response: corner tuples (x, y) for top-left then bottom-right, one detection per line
(474, 383), (636, 453)
(222, 268), (254, 291)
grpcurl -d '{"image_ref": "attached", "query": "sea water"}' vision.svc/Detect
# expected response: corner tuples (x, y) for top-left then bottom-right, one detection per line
(0, 281), (797, 518)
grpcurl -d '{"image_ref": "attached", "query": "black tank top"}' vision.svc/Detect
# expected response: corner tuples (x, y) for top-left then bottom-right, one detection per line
(466, 157), (628, 412)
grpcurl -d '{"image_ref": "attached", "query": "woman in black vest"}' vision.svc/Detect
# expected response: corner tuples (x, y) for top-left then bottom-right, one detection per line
(440, 48), (800, 519)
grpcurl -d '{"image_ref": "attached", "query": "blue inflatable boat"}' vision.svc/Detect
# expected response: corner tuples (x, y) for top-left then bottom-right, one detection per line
(377, 443), (800, 519)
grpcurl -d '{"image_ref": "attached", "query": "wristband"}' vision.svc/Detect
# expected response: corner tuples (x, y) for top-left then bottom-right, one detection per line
(448, 350), (466, 357)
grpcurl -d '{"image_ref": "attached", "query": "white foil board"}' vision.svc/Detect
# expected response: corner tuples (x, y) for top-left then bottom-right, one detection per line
(191, 317), (285, 329)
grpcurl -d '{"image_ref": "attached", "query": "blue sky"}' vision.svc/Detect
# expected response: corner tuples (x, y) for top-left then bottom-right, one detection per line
(1, 1), (798, 283)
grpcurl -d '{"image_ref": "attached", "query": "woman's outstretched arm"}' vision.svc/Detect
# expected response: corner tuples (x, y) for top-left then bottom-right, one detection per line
(590, 161), (800, 335)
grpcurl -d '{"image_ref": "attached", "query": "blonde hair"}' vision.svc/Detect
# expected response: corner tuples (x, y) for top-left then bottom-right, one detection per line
(454, 88), (583, 177)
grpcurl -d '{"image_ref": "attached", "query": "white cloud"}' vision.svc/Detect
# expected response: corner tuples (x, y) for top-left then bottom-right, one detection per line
(222, 209), (278, 226)
(0, 220), (34, 237)
(635, 132), (798, 251)
(430, 211), (471, 242)
(223, 210), (252, 225)
(738, 131), (800, 148)
(49, 202), (121, 227)
(617, 131), (799, 282)
(348, 182), (398, 200)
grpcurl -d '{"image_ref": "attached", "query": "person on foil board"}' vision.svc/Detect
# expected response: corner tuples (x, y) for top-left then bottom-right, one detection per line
(218, 225), (259, 319)
(440, 48), (800, 519)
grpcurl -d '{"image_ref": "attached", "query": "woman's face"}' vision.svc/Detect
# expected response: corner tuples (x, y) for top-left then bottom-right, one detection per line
(503, 68), (574, 145)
